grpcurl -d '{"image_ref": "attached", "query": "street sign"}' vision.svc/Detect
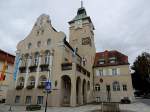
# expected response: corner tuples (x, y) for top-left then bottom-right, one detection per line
(45, 81), (51, 91)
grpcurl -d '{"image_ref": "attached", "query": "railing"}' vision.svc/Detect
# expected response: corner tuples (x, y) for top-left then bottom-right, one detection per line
(29, 65), (37, 72)
(40, 64), (49, 72)
(76, 64), (90, 78)
(61, 63), (72, 70)
(61, 62), (90, 78)
(19, 66), (26, 73)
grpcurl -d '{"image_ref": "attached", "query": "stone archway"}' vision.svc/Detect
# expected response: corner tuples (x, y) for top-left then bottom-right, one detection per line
(82, 79), (87, 104)
(76, 77), (81, 105)
(61, 75), (71, 106)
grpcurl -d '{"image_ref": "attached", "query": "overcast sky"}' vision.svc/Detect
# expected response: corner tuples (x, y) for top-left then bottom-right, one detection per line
(0, 0), (150, 65)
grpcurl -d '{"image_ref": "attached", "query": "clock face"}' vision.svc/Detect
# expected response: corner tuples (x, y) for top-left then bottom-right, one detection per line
(82, 37), (91, 46)
(75, 20), (82, 29)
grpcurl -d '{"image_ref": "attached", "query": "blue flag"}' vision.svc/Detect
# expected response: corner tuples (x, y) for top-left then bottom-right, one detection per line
(13, 54), (21, 80)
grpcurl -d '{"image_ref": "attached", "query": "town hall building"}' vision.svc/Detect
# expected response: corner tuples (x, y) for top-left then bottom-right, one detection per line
(7, 6), (134, 107)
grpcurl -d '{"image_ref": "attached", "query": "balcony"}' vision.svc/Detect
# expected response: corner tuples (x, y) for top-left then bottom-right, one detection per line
(61, 63), (72, 70)
(29, 65), (37, 72)
(19, 66), (26, 73)
(16, 85), (24, 90)
(76, 64), (90, 78)
(40, 64), (49, 72)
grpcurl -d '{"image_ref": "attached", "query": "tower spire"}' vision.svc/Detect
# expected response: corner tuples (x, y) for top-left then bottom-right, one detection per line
(81, 0), (83, 8)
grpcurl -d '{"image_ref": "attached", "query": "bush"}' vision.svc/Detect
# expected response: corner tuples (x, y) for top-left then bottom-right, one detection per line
(16, 85), (24, 90)
(26, 85), (35, 90)
(26, 104), (41, 111)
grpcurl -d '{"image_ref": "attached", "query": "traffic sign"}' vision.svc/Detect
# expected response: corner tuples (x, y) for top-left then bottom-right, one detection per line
(45, 81), (51, 91)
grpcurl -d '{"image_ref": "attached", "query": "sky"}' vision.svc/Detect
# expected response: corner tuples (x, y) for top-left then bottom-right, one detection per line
(0, 0), (150, 65)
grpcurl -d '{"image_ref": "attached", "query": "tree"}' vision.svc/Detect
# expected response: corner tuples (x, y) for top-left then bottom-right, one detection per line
(131, 52), (150, 93)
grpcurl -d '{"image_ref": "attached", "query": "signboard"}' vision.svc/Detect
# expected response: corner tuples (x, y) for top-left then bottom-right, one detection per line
(45, 80), (51, 91)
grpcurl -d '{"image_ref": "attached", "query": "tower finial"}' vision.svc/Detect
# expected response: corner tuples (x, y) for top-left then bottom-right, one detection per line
(81, 0), (83, 8)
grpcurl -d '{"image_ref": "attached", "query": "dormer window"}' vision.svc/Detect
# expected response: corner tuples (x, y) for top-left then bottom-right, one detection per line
(109, 57), (116, 63)
(98, 59), (105, 64)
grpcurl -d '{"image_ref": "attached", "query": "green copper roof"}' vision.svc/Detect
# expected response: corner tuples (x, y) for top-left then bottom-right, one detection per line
(71, 7), (88, 21)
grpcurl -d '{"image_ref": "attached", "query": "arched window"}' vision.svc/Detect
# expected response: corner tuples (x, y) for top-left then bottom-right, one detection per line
(24, 53), (29, 66)
(45, 51), (50, 64)
(95, 84), (100, 91)
(34, 52), (39, 66)
(17, 77), (25, 86)
(113, 81), (120, 91)
(37, 41), (41, 47)
(28, 76), (35, 86)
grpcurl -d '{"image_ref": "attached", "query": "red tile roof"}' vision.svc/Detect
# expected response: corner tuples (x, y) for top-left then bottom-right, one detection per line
(0, 49), (15, 64)
(94, 50), (129, 67)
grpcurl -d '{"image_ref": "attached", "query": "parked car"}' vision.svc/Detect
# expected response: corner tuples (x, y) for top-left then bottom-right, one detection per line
(120, 97), (131, 104)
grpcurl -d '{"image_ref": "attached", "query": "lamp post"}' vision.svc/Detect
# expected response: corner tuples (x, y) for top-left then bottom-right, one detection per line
(44, 69), (51, 112)
(44, 50), (53, 112)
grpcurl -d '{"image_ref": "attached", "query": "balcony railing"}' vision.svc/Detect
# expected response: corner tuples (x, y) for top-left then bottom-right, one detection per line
(61, 63), (72, 70)
(19, 66), (26, 73)
(40, 64), (49, 72)
(76, 64), (90, 78)
(29, 65), (37, 72)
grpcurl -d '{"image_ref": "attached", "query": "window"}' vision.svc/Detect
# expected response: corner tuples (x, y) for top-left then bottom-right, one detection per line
(45, 51), (50, 64)
(112, 68), (117, 76)
(95, 84), (100, 91)
(37, 96), (44, 104)
(99, 69), (103, 76)
(30, 81), (35, 86)
(34, 52), (39, 66)
(15, 96), (20, 103)
(37, 41), (41, 47)
(123, 85), (127, 91)
(109, 57), (116, 63)
(98, 59), (105, 64)
(28, 43), (32, 49)
(37, 31), (39, 36)
(47, 39), (51, 46)
(113, 81), (120, 91)
(96, 97), (101, 102)
(25, 96), (32, 104)
(41, 29), (44, 34)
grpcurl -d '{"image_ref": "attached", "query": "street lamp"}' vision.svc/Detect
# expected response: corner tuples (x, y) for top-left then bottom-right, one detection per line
(44, 50), (53, 112)
(44, 69), (51, 112)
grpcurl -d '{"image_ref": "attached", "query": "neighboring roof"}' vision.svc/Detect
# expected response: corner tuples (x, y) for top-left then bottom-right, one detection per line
(0, 49), (15, 64)
(93, 50), (129, 67)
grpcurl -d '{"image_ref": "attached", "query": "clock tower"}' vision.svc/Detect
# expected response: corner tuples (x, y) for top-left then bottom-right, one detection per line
(68, 6), (96, 70)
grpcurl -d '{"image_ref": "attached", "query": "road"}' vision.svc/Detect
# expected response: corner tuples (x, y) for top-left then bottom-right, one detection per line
(0, 98), (150, 112)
